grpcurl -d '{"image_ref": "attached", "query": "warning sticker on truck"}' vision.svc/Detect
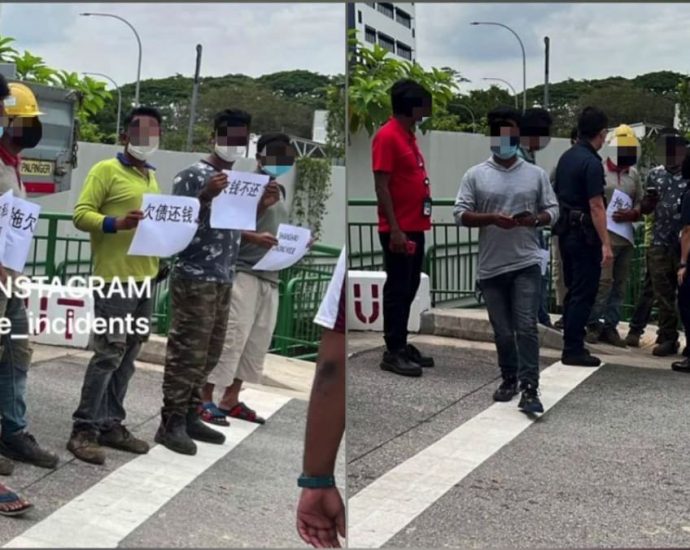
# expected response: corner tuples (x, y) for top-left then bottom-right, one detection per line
(20, 159), (54, 177)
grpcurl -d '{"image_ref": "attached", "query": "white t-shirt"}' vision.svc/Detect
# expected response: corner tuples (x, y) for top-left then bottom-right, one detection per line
(314, 248), (346, 333)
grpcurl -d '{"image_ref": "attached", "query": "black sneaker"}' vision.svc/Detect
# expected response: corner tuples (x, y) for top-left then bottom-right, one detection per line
(405, 344), (435, 368)
(0, 432), (59, 469)
(380, 350), (422, 377)
(518, 384), (544, 414)
(562, 353), (602, 367)
(493, 378), (518, 402)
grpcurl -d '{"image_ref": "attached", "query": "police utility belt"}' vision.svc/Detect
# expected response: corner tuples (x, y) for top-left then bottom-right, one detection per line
(553, 205), (598, 245)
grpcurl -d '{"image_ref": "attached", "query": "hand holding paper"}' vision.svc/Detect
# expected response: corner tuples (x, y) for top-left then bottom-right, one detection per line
(128, 194), (200, 257)
(210, 170), (270, 231)
(606, 188), (635, 244)
(253, 224), (312, 272)
(1, 195), (41, 273)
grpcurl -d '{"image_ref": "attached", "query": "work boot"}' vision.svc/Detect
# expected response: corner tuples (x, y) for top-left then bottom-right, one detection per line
(562, 352), (602, 367)
(67, 430), (106, 465)
(653, 340), (679, 357)
(155, 413), (197, 455)
(493, 378), (518, 402)
(585, 324), (602, 344)
(186, 409), (225, 445)
(671, 358), (690, 373)
(624, 331), (641, 348)
(599, 326), (626, 348)
(99, 424), (149, 455)
(405, 344), (435, 368)
(0, 432), (59, 469)
(518, 384), (544, 414)
(380, 350), (422, 377)
(0, 457), (14, 476)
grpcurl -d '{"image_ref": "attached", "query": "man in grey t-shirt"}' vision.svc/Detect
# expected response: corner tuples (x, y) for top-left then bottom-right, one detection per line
(202, 133), (298, 426)
(454, 107), (559, 415)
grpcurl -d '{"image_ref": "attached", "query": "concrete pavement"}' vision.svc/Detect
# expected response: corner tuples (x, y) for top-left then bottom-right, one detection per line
(0, 343), (340, 548)
(348, 331), (690, 549)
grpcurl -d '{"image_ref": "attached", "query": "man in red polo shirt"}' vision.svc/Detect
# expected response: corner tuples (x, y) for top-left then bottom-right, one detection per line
(372, 79), (434, 377)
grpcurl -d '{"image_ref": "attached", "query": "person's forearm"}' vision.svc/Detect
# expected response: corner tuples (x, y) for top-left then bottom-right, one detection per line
(537, 211), (552, 226)
(590, 206), (610, 246)
(375, 183), (401, 232)
(302, 330), (345, 477)
(681, 229), (690, 265)
(459, 212), (495, 227)
(241, 231), (259, 245)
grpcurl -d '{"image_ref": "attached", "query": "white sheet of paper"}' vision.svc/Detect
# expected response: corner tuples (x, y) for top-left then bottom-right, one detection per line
(210, 170), (270, 231)
(606, 188), (635, 244)
(253, 224), (312, 272)
(1, 196), (41, 273)
(539, 248), (550, 276)
(0, 190), (14, 261)
(128, 194), (200, 257)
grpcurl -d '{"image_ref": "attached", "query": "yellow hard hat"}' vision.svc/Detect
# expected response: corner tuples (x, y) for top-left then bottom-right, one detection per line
(609, 124), (639, 148)
(3, 83), (43, 117)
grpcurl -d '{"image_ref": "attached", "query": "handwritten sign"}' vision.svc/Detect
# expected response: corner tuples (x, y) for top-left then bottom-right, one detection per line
(0, 190), (14, 260)
(210, 170), (270, 231)
(128, 194), (200, 257)
(1, 196), (41, 273)
(606, 188), (635, 244)
(253, 224), (312, 272)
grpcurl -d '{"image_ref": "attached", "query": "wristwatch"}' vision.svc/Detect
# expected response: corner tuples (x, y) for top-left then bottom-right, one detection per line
(297, 474), (336, 489)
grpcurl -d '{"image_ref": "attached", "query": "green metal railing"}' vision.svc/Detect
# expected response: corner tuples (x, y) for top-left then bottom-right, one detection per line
(348, 198), (651, 322)
(26, 213), (340, 359)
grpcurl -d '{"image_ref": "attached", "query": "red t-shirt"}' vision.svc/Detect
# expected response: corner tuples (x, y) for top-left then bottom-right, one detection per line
(372, 118), (431, 233)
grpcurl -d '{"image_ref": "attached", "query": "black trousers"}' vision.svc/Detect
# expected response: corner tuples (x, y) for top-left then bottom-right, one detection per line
(560, 230), (602, 356)
(678, 273), (690, 345)
(379, 231), (425, 352)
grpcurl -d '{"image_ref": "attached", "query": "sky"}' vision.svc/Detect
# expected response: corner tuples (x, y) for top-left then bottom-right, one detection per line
(0, 2), (345, 88)
(415, 3), (690, 94)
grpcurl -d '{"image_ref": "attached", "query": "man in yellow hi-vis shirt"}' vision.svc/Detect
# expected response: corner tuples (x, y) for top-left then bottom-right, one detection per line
(68, 107), (162, 466)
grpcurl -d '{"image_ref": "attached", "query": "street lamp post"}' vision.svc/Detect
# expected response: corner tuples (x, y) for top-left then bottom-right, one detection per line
(80, 12), (142, 106)
(482, 77), (518, 109)
(83, 72), (122, 138)
(471, 21), (527, 113)
(451, 103), (476, 133)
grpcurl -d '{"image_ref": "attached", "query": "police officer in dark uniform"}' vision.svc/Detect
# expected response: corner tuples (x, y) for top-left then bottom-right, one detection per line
(553, 107), (614, 366)
(672, 151), (690, 373)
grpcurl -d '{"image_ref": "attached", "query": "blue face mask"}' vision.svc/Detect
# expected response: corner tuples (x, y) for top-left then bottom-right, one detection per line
(491, 136), (519, 160)
(263, 165), (293, 178)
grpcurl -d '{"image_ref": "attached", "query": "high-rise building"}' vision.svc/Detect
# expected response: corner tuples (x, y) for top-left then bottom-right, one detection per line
(347, 2), (416, 62)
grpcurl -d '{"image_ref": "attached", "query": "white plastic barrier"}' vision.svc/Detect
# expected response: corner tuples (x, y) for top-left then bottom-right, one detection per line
(348, 270), (431, 332)
(22, 283), (94, 349)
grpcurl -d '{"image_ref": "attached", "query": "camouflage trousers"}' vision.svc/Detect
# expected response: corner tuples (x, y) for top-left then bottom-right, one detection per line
(162, 277), (232, 417)
(648, 245), (680, 343)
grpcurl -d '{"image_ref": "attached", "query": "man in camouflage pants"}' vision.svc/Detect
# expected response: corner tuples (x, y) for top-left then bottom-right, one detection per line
(640, 132), (689, 357)
(156, 109), (279, 455)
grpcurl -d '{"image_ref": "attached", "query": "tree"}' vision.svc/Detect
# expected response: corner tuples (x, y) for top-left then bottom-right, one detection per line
(0, 35), (112, 143)
(347, 31), (462, 135)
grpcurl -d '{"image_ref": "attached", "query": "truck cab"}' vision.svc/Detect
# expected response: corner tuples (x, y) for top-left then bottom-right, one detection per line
(1, 64), (78, 197)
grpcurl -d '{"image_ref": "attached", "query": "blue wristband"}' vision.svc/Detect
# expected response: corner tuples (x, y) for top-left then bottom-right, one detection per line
(298, 474), (335, 489)
(103, 216), (118, 233)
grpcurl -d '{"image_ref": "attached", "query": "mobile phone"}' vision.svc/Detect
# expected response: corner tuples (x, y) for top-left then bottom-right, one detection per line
(513, 211), (533, 220)
(406, 240), (417, 255)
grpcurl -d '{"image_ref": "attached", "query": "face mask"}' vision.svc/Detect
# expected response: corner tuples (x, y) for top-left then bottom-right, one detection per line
(491, 136), (519, 160)
(263, 165), (293, 178)
(128, 136), (159, 161)
(215, 144), (246, 162)
(7, 118), (42, 149)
